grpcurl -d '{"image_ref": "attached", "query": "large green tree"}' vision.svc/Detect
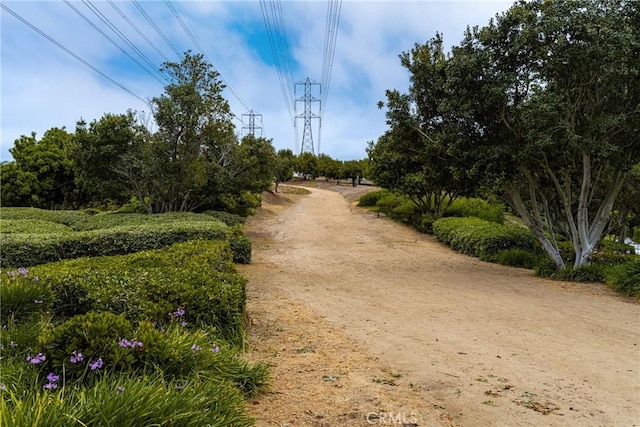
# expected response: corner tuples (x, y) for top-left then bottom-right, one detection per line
(440, 0), (640, 268)
(1, 128), (76, 208)
(73, 111), (148, 205)
(274, 148), (295, 192)
(369, 34), (479, 217)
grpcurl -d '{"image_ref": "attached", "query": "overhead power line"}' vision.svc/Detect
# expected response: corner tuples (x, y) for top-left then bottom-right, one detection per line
(164, 0), (251, 114)
(319, 0), (342, 154)
(62, 0), (165, 85)
(107, 0), (172, 65)
(131, 0), (182, 59)
(0, 3), (149, 106)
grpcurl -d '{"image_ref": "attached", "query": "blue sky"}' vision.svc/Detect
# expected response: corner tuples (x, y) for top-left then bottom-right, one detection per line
(1, 1), (514, 162)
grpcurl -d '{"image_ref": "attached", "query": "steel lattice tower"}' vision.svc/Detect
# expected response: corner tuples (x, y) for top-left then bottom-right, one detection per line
(294, 78), (320, 154)
(241, 110), (263, 137)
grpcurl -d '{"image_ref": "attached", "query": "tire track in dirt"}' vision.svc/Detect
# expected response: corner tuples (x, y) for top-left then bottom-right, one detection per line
(242, 184), (640, 427)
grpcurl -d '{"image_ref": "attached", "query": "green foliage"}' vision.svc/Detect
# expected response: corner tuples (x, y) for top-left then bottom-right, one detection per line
(634, 227), (640, 243)
(31, 241), (247, 343)
(274, 149), (296, 192)
(202, 210), (246, 226)
(555, 265), (608, 283)
(40, 311), (135, 374)
(592, 239), (638, 267)
(1, 373), (254, 427)
(2, 128), (77, 209)
(0, 219), (72, 234)
(606, 260), (640, 297)
(358, 189), (391, 207)
(71, 211), (226, 231)
(444, 198), (504, 224)
(0, 207), (86, 226)
(432, 217), (539, 260)
(295, 152), (318, 179)
(0, 269), (53, 324)
(491, 249), (540, 269)
(214, 191), (262, 217)
(0, 220), (249, 268)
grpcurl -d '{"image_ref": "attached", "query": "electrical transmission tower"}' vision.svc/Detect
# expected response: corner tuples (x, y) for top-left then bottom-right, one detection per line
(241, 110), (263, 137)
(294, 77), (321, 154)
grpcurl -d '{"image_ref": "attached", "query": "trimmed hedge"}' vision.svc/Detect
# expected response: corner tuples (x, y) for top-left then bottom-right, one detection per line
(71, 212), (234, 231)
(24, 240), (247, 341)
(0, 219), (73, 234)
(0, 221), (251, 267)
(433, 217), (539, 260)
(0, 207), (86, 226)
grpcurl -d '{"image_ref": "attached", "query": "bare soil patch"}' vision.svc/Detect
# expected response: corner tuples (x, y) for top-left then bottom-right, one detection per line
(241, 182), (639, 427)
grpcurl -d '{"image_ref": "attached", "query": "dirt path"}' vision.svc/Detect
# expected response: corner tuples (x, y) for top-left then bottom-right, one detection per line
(240, 183), (640, 427)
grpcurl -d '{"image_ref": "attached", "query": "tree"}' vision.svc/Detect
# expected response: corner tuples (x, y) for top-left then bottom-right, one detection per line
(613, 163), (640, 242)
(274, 149), (295, 193)
(73, 112), (148, 206)
(441, 0), (640, 268)
(295, 152), (318, 180)
(369, 34), (479, 217)
(3, 128), (77, 208)
(233, 135), (277, 194)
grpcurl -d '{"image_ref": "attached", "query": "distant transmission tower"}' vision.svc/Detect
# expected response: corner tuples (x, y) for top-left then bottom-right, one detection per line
(294, 78), (320, 154)
(241, 110), (263, 137)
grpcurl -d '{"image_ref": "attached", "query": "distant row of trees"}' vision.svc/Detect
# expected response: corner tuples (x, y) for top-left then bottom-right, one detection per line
(367, 0), (639, 269)
(0, 52), (366, 214)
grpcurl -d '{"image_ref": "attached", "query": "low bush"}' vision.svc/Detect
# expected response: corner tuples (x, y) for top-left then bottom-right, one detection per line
(433, 217), (539, 260)
(633, 227), (640, 243)
(0, 220), (252, 267)
(71, 212), (226, 232)
(31, 241), (247, 343)
(606, 260), (640, 297)
(357, 189), (390, 207)
(490, 248), (540, 269)
(0, 219), (72, 234)
(202, 210), (246, 227)
(0, 207), (86, 226)
(592, 239), (637, 266)
(554, 264), (608, 283)
(444, 197), (505, 224)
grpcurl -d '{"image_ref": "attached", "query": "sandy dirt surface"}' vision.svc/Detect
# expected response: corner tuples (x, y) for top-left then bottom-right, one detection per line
(240, 182), (640, 427)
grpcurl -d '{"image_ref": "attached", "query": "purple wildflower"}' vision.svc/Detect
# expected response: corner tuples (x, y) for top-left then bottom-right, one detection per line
(26, 353), (46, 364)
(0, 384), (5, 391)
(117, 386), (125, 393)
(180, 321), (187, 327)
(118, 339), (143, 349)
(13, 318), (18, 324)
(43, 382), (57, 390)
(191, 344), (201, 352)
(211, 344), (220, 353)
(17, 267), (28, 276)
(89, 357), (103, 371)
(8, 271), (17, 279)
(175, 384), (184, 391)
(70, 351), (84, 364)
(46, 372), (59, 383)
(170, 308), (185, 318)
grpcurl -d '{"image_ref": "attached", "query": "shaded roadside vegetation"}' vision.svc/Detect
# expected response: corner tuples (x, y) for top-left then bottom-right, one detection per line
(359, 189), (640, 297)
(0, 209), (267, 426)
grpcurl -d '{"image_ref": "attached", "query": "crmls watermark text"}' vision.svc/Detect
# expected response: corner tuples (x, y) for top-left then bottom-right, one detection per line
(365, 411), (418, 425)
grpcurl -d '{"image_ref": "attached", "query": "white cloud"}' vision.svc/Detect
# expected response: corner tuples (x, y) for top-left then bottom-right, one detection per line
(1, 0), (514, 162)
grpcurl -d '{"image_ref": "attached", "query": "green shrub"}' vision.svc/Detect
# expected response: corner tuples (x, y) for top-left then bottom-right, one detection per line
(433, 217), (538, 260)
(606, 260), (640, 297)
(444, 197), (505, 224)
(633, 227), (640, 243)
(202, 210), (246, 226)
(534, 255), (561, 278)
(40, 311), (135, 375)
(0, 220), (247, 268)
(592, 239), (637, 266)
(32, 241), (247, 342)
(358, 189), (390, 207)
(555, 264), (608, 283)
(491, 248), (540, 269)
(0, 207), (86, 226)
(0, 268), (53, 324)
(0, 219), (73, 234)
(71, 212), (225, 232)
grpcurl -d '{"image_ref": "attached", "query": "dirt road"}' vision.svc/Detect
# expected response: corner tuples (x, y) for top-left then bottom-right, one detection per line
(241, 183), (640, 427)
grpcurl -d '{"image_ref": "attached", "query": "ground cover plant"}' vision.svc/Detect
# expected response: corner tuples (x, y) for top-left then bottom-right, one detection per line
(0, 215), (266, 424)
